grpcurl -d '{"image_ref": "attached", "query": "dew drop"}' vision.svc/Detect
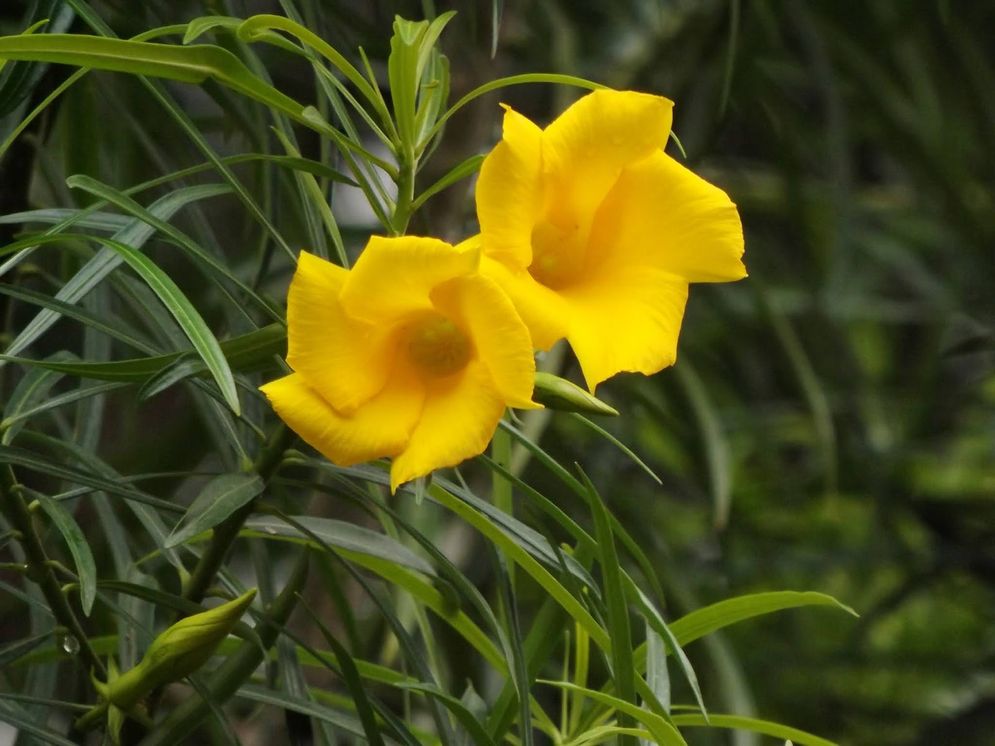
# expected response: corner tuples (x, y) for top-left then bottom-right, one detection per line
(61, 634), (80, 657)
(264, 526), (278, 535)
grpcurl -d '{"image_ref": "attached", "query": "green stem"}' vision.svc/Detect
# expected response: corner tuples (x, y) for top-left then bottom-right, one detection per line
(182, 425), (294, 603)
(390, 147), (417, 236)
(0, 465), (106, 677)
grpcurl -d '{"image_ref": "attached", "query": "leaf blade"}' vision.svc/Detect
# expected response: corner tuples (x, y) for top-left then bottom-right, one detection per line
(166, 473), (265, 549)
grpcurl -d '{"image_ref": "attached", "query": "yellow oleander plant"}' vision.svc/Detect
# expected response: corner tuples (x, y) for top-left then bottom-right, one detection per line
(0, 5), (854, 746)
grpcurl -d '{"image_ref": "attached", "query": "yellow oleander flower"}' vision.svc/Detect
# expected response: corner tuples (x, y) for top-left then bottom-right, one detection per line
(260, 237), (537, 491)
(474, 88), (746, 391)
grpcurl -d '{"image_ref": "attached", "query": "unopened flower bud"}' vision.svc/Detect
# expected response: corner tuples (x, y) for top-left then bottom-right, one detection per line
(105, 589), (256, 710)
(532, 372), (619, 417)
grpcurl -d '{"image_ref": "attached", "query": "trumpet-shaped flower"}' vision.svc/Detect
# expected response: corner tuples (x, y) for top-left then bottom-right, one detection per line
(261, 237), (537, 491)
(475, 89), (746, 391)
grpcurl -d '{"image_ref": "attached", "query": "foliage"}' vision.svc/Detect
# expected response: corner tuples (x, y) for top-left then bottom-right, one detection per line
(0, 1), (991, 745)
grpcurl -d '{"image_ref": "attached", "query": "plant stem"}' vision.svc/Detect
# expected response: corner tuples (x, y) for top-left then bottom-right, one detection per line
(182, 425), (294, 603)
(0, 465), (106, 677)
(390, 146), (417, 235)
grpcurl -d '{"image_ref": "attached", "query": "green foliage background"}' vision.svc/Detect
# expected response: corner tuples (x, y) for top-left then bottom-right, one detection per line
(0, 1), (993, 745)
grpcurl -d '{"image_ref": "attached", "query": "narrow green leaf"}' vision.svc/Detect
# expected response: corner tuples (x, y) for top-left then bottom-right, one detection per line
(182, 15), (302, 55)
(629, 585), (706, 720)
(0, 632), (51, 669)
(0, 207), (130, 231)
(422, 72), (603, 149)
(539, 681), (686, 746)
(411, 154), (484, 211)
(297, 597), (385, 746)
(1, 353), (70, 445)
(1, 323), (285, 383)
(6, 381), (126, 434)
(579, 468), (637, 744)
(94, 236), (240, 414)
(634, 592), (857, 673)
(645, 623), (671, 715)
(477, 457), (701, 714)
(429, 482), (609, 647)
(0, 699), (76, 746)
(235, 14), (388, 127)
(434, 475), (598, 593)
(4, 183), (233, 360)
(670, 713), (836, 746)
(166, 473), (264, 549)
(396, 683), (497, 746)
(33, 492), (97, 616)
(570, 414), (660, 483)
(243, 516), (435, 577)
(0, 33), (312, 126)
(497, 420), (667, 603)
(65, 175), (273, 317)
(236, 683), (368, 736)
(0, 283), (154, 353)
(137, 355), (204, 401)
(0, 444), (182, 514)
(670, 591), (857, 647)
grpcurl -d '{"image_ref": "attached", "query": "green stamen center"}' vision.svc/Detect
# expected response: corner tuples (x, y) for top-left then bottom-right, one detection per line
(406, 314), (472, 377)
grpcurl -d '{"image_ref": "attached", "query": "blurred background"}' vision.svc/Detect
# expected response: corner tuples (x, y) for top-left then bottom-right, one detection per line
(2, 1), (993, 744)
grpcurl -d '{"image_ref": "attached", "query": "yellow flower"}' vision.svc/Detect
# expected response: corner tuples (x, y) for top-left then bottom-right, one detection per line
(474, 89), (746, 391)
(260, 236), (537, 491)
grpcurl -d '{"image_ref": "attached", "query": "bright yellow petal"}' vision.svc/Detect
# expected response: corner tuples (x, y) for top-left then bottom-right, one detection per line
(542, 90), (673, 229)
(339, 235), (478, 324)
(431, 273), (538, 410)
(286, 251), (396, 413)
(560, 266), (689, 392)
(476, 106), (544, 268)
(390, 361), (505, 491)
(480, 256), (569, 351)
(588, 150), (746, 282)
(260, 370), (423, 467)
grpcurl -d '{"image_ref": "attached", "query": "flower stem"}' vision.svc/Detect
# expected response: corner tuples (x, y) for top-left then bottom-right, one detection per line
(181, 424), (294, 603)
(0, 465), (105, 677)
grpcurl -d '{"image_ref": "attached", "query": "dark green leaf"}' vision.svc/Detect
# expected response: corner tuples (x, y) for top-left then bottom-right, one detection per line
(243, 516), (435, 576)
(34, 492), (97, 616)
(166, 473), (264, 549)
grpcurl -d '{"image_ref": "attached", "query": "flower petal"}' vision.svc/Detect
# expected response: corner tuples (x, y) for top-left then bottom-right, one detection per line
(260, 370), (424, 467)
(589, 150), (746, 282)
(561, 266), (689, 392)
(286, 251), (395, 413)
(339, 235), (479, 324)
(542, 90), (673, 229)
(390, 361), (505, 491)
(476, 106), (544, 268)
(432, 273), (538, 410)
(480, 256), (570, 351)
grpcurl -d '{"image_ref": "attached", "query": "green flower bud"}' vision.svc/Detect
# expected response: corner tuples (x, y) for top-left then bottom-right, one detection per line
(105, 589), (256, 710)
(532, 372), (619, 417)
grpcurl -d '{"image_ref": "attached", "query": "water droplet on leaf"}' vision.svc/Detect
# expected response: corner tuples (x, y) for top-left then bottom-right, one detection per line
(61, 634), (80, 656)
